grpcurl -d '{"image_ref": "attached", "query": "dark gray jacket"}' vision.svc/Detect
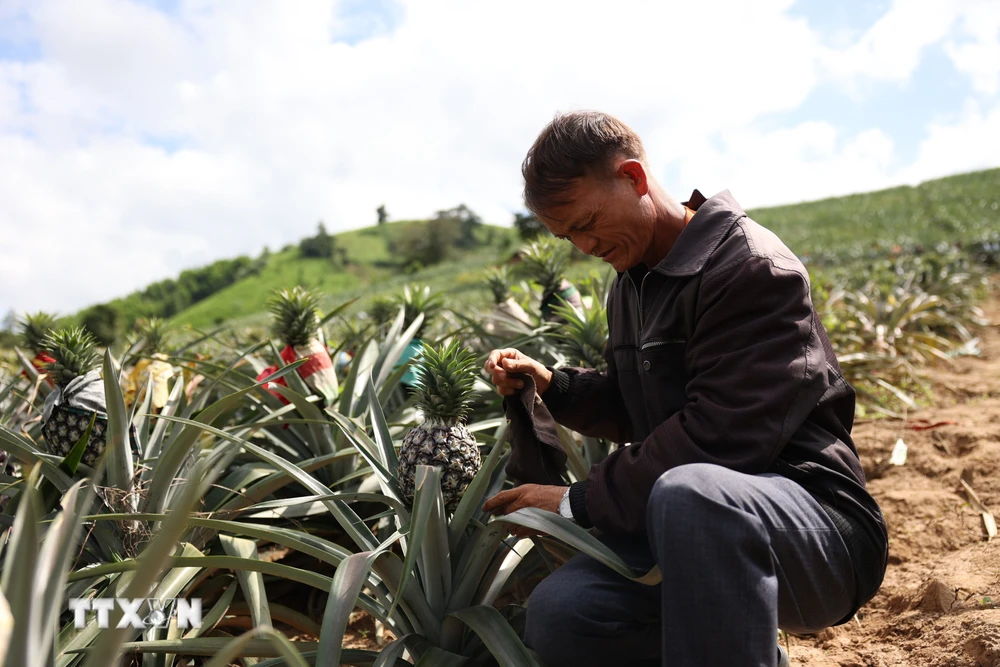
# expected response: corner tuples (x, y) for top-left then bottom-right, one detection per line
(506, 189), (887, 620)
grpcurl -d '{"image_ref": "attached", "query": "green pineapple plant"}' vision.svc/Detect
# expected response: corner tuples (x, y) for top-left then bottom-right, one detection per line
(481, 266), (534, 340)
(266, 286), (338, 403)
(367, 295), (399, 333)
(318, 380), (663, 665)
(550, 297), (609, 372)
(519, 237), (582, 322)
(123, 317), (177, 410)
(485, 266), (512, 306)
(39, 327), (109, 465)
(268, 286), (323, 347)
(133, 316), (172, 355)
(392, 284), (445, 388)
(396, 340), (481, 511)
(395, 284), (445, 340)
(17, 311), (59, 356)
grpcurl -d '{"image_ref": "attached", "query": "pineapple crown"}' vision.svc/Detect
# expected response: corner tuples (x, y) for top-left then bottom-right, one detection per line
(367, 296), (399, 330)
(411, 340), (479, 424)
(550, 298), (609, 372)
(484, 266), (511, 305)
(268, 286), (322, 347)
(41, 327), (101, 388)
(18, 311), (59, 355)
(395, 284), (445, 339)
(134, 316), (172, 355)
(519, 237), (570, 296)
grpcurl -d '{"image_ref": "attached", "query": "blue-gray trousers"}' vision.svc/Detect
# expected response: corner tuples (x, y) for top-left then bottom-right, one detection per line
(524, 463), (856, 667)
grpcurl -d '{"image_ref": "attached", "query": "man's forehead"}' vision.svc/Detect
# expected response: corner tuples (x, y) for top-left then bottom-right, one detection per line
(539, 202), (591, 231)
(538, 185), (593, 226)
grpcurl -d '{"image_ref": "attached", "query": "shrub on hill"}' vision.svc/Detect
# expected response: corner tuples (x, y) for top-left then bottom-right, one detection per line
(388, 216), (463, 272)
(299, 221), (347, 266)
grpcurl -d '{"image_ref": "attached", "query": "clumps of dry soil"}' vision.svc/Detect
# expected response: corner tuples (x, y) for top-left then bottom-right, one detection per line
(790, 290), (1000, 667)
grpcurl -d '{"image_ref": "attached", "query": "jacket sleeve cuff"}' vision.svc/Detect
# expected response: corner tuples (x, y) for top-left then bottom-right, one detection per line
(568, 481), (593, 528)
(541, 367), (571, 412)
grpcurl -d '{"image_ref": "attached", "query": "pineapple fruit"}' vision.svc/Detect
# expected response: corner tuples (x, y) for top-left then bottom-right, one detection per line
(396, 340), (482, 511)
(264, 286), (338, 403)
(39, 327), (109, 465)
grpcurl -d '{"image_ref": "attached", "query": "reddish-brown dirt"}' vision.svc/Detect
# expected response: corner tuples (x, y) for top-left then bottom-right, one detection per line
(790, 289), (1000, 667)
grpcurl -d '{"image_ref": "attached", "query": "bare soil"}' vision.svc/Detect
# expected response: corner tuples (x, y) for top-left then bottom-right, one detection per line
(790, 289), (1000, 667)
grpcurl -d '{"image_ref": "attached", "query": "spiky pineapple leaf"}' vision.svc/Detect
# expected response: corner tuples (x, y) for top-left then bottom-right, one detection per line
(448, 605), (541, 667)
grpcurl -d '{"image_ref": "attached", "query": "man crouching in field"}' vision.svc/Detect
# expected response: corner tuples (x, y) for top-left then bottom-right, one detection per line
(482, 111), (888, 667)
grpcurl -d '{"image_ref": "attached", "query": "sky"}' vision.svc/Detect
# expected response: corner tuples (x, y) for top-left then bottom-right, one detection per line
(1, 0), (999, 316)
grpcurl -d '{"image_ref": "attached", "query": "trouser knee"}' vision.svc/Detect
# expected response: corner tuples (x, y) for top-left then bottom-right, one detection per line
(647, 464), (728, 523)
(646, 463), (767, 561)
(524, 575), (577, 666)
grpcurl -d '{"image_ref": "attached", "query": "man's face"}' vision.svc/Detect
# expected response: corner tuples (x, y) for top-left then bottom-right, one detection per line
(536, 167), (654, 273)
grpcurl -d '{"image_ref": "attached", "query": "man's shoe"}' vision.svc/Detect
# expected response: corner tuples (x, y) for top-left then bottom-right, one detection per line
(777, 644), (790, 667)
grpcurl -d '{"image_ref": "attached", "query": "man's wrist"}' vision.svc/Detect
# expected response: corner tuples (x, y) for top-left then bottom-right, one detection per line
(568, 481), (593, 528)
(540, 367), (571, 410)
(557, 487), (575, 522)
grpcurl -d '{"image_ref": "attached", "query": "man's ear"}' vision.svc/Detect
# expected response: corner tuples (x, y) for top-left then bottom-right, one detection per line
(617, 159), (649, 196)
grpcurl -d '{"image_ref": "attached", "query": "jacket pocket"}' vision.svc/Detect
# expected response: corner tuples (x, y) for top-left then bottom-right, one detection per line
(613, 345), (649, 438)
(639, 339), (688, 426)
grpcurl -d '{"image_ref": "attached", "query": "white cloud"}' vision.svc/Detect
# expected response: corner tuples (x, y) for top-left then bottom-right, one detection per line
(900, 100), (1000, 183)
(821, 0), (959, 88)
(945, 1), (1000, 96)
(666, 122), (898, 208)
(0, 0), (997, 316)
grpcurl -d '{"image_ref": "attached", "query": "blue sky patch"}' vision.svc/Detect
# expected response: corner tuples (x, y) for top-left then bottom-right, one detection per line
(0, 7), (40, 63)
(790, 0), (891, 47)
(331, 0), (404, 46)
(759, 43), (971, 168)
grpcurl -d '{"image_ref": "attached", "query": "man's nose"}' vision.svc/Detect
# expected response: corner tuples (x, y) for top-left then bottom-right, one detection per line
(571, 233), (598, 256)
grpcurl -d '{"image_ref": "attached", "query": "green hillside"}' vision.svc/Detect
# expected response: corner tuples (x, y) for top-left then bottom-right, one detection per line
(79, 167), (1000, 333)
(170, 220), (565, 330)
(748, 168), (1000, 262)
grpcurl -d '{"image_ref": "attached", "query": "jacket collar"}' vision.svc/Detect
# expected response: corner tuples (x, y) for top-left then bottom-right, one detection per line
(648, 189), (746, 277)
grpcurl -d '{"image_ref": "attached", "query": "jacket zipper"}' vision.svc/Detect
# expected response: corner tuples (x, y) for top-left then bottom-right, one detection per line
(640, 339), (684, 351)
(630, 271), (652, 333)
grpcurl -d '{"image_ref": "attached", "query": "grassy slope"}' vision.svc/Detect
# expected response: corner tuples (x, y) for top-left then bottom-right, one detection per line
(170, 168), (1000, 329)
(747, 168), (1000, 258)
(172, 221), (553, 329)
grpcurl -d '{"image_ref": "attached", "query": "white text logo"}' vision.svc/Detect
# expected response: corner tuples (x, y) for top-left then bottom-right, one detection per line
(68, 598), (203, 629)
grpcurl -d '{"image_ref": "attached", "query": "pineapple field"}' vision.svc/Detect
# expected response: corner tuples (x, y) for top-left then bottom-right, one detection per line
(1, 170), (999, 666)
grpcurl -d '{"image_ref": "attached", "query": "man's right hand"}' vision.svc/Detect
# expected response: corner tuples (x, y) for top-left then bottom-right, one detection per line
(484, 348), (553, 397)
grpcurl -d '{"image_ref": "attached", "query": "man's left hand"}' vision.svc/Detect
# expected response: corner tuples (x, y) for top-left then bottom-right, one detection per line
(483, 484), (567, 538)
